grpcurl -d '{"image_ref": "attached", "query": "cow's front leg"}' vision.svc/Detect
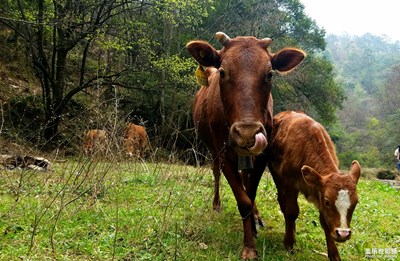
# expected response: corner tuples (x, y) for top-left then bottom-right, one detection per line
(222, 163), (258, 259)
(212, 159), (221, 212)
(319, 212), (341, 261)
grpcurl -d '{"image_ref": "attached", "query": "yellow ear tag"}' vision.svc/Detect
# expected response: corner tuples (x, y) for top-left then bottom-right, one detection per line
(195, 66), (209, 86)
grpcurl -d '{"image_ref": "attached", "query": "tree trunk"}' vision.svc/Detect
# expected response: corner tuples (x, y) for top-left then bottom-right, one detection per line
(43, 46), (68, 143)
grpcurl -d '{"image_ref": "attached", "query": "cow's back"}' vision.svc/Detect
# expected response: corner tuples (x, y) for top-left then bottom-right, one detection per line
(135, 125), (147, 148)
(83, 129), (107, 155)
(124, 123), (147, 156)
(267, 111), (339, 189)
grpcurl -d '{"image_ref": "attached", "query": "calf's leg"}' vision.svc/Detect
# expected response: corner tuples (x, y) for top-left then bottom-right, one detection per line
(278, 188), (299, 252)
(320, 212), (341, 261)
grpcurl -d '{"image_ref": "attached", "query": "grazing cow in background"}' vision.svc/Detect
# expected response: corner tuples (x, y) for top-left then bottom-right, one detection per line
(83, 129), (107, 156)
(187, 32), (305, 259)
(124, 123), (147, 158)
(266, 111), (361, 261)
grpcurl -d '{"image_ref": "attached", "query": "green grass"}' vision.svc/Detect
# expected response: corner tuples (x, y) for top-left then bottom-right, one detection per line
(0, 160), (399, 260)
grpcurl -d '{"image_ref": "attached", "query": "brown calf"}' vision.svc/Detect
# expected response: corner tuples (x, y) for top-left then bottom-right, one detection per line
(83, 129), (107, 156)
(124, 123), (147, 158)
(266, 111), (361, 261)
(187, 33), (305, 259)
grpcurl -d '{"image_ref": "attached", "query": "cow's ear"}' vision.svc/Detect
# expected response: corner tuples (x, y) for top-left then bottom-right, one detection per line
(272, 48), (306, 73)
(186, 40), (220, 67)
(349, 160), (361, 184)
(301, 165), (323, 189)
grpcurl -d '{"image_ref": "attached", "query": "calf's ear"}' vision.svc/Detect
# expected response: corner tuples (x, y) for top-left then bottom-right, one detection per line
(349, 160), (361, 184)
(272, 48), (306, 73)
(301, 165), (323, 189)
(186, 40), (220, 67)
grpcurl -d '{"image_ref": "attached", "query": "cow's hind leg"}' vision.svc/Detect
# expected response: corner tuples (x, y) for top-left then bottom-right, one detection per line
(241, 169), (264, 229)
(252, 201), (264, 228)
(278, 187), (299, 252)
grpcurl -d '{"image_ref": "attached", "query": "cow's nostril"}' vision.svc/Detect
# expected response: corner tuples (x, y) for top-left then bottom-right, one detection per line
(233, 126), (241, 137)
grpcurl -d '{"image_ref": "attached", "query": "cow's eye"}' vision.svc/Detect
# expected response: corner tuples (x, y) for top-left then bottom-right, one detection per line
(219, 68), (225, 78)
(324, 198), (330, 207)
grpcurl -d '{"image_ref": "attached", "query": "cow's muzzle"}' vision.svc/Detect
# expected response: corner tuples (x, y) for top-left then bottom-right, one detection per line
(229, 121), (267, 156)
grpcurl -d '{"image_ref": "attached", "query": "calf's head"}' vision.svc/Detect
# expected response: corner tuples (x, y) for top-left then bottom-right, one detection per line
(302, 160), (361, 242)
(187, 32), (305, 156)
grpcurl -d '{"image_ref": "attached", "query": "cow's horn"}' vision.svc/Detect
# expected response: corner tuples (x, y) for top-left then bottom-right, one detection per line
(261, 37), (273, 48)
(216, 32), (230, 46)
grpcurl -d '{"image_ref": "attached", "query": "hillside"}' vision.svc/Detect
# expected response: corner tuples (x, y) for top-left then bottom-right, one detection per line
(0, 33), (43, 154)
(325, 33), (400, 167)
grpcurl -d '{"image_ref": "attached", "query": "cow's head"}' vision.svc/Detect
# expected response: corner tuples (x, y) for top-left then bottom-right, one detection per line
(187, 32), (305, 156)
(302, 160), (361, 242)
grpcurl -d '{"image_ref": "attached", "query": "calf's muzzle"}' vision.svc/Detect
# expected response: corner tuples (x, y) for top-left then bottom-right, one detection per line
(335, 228), (351, 242)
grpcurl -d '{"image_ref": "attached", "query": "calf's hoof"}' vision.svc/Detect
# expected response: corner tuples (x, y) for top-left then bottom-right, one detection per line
(284, 242), (295, 254)
(329, 255), (342, 261)
(241, 247), (258, 260)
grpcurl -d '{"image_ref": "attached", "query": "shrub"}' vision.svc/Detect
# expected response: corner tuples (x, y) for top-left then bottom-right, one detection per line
(376, 169), (397, 180)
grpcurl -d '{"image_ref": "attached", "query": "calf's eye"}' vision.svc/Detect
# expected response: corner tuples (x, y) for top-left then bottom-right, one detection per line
(266, 71), (273, 80)
(219, 68), (225, 78)
(324, 198), (330, 207)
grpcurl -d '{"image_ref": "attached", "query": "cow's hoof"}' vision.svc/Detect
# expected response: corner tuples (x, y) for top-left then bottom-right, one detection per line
(213, 204), (221, 213)
(241, 247), (258, 260)
(255, 215), (264, 228)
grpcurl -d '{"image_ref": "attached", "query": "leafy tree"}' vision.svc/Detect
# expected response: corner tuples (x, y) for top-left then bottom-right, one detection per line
(0, 0), (141, 146)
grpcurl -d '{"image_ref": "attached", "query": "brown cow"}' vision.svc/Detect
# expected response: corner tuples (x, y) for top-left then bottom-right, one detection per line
(124, 123), (147, 158)
(187, 32), (305, 259)
(83, 129), (107, 156)
(266, 111), (361, 261)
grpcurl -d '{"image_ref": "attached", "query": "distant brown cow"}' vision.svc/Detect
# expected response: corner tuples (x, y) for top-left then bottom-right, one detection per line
(124, 123), (147, 158)
(187, 32), (305, 259)
(83, 129), (107, 156)
(266, 111), (361, 261)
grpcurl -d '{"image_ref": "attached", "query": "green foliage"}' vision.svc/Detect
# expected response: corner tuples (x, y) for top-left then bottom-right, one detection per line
(376, 170), (397, 180)
(334, 118), (385, 168)
(276, 0), (326, 50)
(327, 34), (400, 95)
(2, 96), (44, 143)
(151, 55), (197, 87)
(273, 54), (344, 124)
(325, 34), (400, 168)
